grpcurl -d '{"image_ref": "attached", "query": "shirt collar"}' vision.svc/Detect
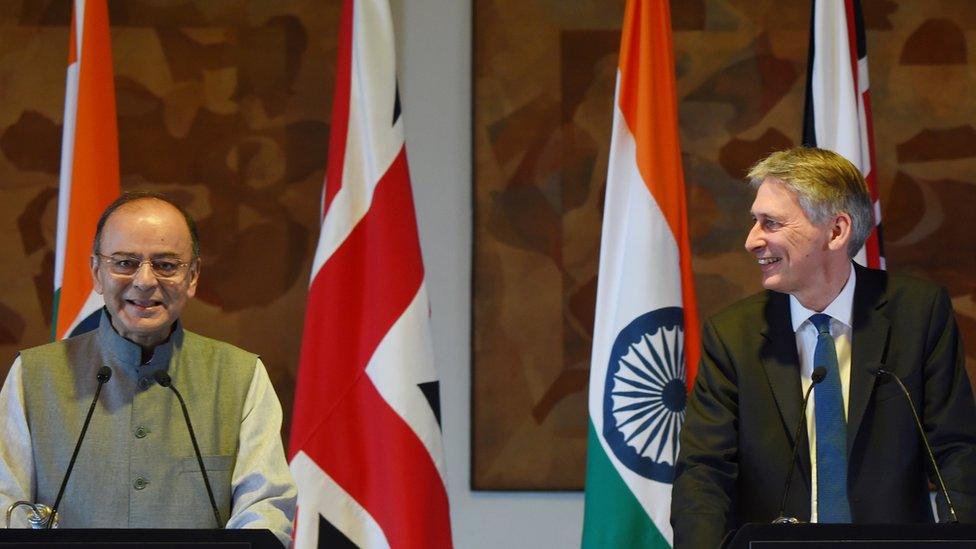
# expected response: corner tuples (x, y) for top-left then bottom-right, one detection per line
(789, 262), (857, 332)
(96, 307), (183, 368)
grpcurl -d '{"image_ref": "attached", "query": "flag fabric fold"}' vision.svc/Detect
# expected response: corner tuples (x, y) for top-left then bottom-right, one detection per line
(288, 1), (452, 547)
(582, 0), (699, 547)
(803, 0), (885, 269)
(52, 0), (120, 340)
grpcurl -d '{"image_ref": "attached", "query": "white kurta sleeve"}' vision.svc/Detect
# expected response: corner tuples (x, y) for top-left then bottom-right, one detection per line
(225, 358), (297, 546)
(0, 357), (35, 528)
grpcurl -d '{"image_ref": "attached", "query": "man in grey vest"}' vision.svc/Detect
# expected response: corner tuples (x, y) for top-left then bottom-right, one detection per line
(0, 192), (296, 546)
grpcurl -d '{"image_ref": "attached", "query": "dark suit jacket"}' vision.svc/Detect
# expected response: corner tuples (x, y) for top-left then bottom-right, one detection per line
(671, 264), (976, 548)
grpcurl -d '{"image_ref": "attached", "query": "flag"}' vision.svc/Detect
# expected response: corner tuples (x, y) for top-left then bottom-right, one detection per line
(52, 0), (120, 340)
(581, 0), (699, 546)
(803, 0), (885, 269)
(288, 1), (452, 547)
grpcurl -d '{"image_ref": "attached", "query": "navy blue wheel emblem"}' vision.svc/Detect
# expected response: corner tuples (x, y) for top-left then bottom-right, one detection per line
(603, 307), (687, 482)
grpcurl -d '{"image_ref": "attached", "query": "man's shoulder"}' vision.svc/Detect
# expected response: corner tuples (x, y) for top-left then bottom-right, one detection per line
(855, 264), (946, 307)
(175, 331), (261, 392)
(181, 329), (259, 365)
(18, 329), (99, 362)
(709, 289), (781, 327)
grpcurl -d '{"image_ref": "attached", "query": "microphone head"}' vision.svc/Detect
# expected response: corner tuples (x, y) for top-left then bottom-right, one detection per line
(811, 366), (827, 384)
(868, 365), (889, 377)
(96, 366), (112, 383)
(152, 370), (172, 388)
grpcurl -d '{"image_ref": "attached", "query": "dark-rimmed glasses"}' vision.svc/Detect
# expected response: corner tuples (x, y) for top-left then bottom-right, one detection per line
(94, 254), (194, 281)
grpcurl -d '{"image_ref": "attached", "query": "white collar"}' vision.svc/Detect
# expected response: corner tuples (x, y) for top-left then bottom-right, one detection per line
(789, 263), (856, 332)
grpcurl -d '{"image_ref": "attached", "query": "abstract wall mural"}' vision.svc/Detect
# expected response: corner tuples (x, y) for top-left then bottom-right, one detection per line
(0, 0), (342, 432)
(473, 0), (976, 489)
(1, 0), (974, 494)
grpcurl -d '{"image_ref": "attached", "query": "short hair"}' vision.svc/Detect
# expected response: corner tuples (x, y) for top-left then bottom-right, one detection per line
(746, 147), (873, 258)
(92, 191), (200, 259)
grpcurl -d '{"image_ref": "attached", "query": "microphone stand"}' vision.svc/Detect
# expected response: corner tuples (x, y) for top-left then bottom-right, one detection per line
(46, 366), (112, 528)
(153, 371), (223, 528)
(773, 366), (827, 524)
(870, 367), (959, 523)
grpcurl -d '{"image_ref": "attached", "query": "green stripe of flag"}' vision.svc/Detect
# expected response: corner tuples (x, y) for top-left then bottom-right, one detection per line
(582, 420), (669, 548)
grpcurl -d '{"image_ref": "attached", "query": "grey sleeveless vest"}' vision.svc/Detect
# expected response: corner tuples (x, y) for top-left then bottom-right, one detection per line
(18, 311), (257, 528)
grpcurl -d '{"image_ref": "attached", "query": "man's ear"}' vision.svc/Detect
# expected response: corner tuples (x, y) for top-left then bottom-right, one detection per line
(186, 257), (201, 298)
(827, 212), (853, 252)
(90, 255), (104, 295)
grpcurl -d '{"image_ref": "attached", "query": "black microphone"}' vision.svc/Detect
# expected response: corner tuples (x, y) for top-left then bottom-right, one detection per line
(869, 366), (959, 523)
(773, 366), (827, 524)
(153, 370), (223, 528)
(46, 366), (112, 528)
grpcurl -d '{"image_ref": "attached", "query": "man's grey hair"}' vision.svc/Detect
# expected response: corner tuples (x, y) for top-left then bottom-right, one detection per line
(747, 147), (874, 258)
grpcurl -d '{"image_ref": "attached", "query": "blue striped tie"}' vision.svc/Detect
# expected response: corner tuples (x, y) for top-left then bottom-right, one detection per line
(810, 313), (852, 522)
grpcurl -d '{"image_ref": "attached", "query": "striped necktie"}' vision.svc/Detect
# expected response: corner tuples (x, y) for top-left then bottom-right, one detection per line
(810, 313), (852, 522)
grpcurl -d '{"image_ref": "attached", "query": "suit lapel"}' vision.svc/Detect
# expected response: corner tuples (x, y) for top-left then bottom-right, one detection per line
(759, 292), (811, 481)
(756, 266), (891, 505)
(847, 264), (891, 452)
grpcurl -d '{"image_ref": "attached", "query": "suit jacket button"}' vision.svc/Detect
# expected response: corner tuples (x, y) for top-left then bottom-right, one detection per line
(135, 426), (149, 438)
(133, 477), (149, 490)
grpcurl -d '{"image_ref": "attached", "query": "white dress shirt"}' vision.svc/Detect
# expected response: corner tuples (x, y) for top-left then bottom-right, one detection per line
(790, 263), (856, 522)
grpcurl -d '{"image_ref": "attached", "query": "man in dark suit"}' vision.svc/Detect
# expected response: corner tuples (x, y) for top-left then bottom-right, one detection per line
(671, 147), (976, 548)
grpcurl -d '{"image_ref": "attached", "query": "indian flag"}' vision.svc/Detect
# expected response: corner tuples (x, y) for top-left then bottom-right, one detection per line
(52, 0), (120, 340)
(581, 0), (699, 546)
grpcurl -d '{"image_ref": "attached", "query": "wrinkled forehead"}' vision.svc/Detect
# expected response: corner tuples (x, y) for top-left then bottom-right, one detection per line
(100, 199), (194, 256)
(750, 177), (803, 214)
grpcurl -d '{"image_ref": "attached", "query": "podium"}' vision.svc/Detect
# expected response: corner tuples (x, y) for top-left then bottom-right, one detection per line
(0, 528), (282, 548)
(724, 523), (976, 548)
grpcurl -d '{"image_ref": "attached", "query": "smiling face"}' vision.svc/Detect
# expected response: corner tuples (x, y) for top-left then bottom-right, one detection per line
(91, 199), (199, 349)
(745, 177), (850, 310)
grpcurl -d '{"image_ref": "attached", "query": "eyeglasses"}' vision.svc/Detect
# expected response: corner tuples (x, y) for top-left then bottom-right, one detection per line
(95, 254), (194, 280)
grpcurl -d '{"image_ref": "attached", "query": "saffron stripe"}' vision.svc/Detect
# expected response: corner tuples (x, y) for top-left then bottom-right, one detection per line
(55, 0), (119, 340)
(614, 0), (699, 387)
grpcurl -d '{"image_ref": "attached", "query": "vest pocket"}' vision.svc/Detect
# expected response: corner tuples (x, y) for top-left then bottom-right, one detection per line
(177, 454), (234, 519)
(179, 454), (233, 473)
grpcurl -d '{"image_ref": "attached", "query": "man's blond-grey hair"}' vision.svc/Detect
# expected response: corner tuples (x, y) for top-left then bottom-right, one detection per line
(747, 147), (873, 258)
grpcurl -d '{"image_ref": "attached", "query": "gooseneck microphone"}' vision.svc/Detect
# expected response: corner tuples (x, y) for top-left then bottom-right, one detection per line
(869, 366), (959, 523)
(46, 366), (112, 528)
(152, 371), (223, 528)
(773, 366), (827, 524)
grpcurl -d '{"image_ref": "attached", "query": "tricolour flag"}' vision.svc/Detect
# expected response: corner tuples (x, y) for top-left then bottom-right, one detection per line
(52, 0), (120, 340)
(581, 0), (699, 546)
(803, 0), (885, 269)
(288, 1), (452, 547)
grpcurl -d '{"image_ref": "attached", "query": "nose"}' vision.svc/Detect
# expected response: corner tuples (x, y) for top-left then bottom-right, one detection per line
(131, 261), (159, 289)
(745, 221), (763, 253)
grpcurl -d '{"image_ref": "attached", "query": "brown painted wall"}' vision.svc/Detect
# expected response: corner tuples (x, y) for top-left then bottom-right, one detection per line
(472, 0), (976, 489)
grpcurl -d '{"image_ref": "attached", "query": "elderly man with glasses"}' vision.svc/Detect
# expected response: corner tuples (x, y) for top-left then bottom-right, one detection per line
(0, 192), (296, 546)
